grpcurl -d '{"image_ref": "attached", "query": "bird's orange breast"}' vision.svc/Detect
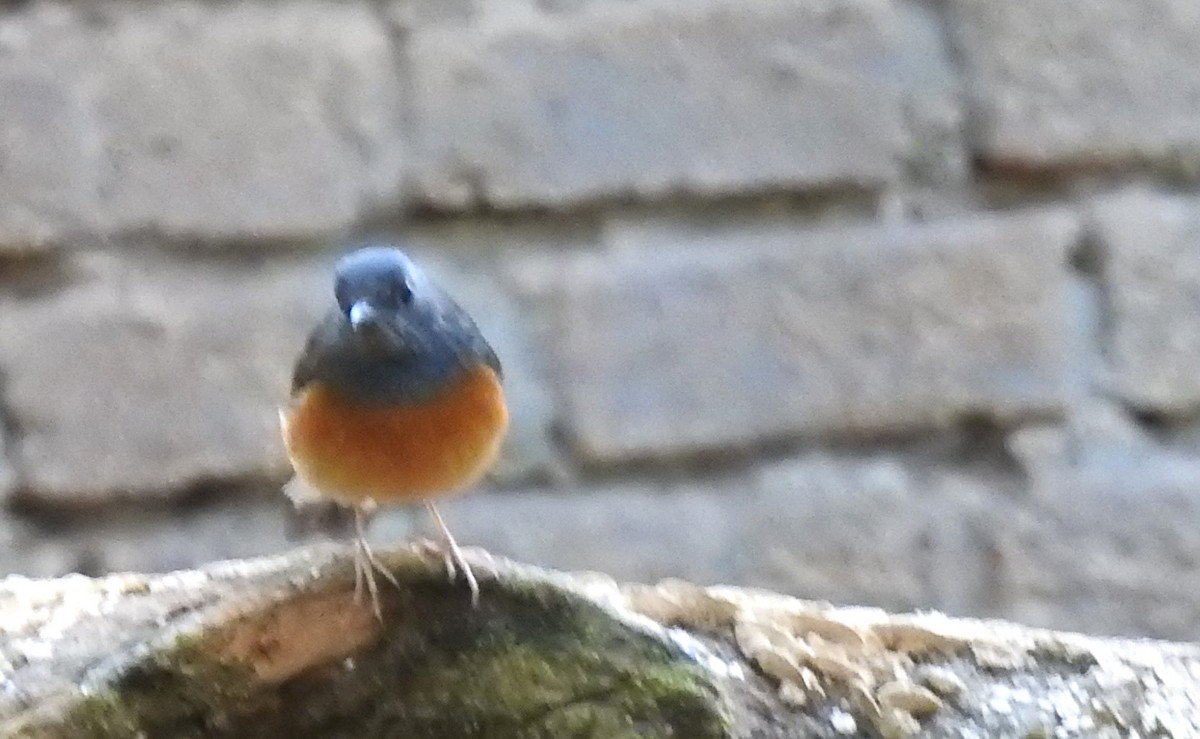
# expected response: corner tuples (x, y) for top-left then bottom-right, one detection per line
(280, 364), (507, 504)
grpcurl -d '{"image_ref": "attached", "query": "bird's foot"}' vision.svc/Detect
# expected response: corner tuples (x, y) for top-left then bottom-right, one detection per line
(352, 507), (400, 622)
(414, 537), (478, 606)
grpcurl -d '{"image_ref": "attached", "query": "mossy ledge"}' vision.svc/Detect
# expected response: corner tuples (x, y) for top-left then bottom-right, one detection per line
(5, 547), (732, 739)
(4, 545), (1200, 738)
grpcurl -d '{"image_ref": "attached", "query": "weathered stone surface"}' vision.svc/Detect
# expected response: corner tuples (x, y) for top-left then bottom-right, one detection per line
(0, 425), (14, 502)
(0, 6), (102, 252)
(522, 210), (1077, 462)
(0, 449), (976, 620)
(7, 549), (1200, 738)
(385, 0), (477, 28)
(384, 0), (547, 29)
(391, 452), (1000, 618)
(0, 1), (403, 247)
(1090, 190), (1200, 412)
(0, 510), (79, 580)
(745, 457), (934, 612)
(1001, 400), (1200, 641)
(1, 549), (731, 738)
(946, 0), (1200, 169)
(743, 456), (1001, 618)
(889, 0), (972, 215)
(85, 498), (300, 576)
(990, 451), (1200, 641)
(392, 477), (745, 587)
(409, 0), (904, 209)
(0, 250), (329, 504)
(98, 1), (403, 239)
(0, 497), (296, 579)
(1006, 400), (1165, 498)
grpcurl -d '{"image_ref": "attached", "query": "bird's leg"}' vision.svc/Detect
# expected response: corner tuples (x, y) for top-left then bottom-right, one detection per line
(425, 502), (479, 606)
(352, 506), (380, 620)
(352, 504), (400, 621)
(353, 537), (365, 605)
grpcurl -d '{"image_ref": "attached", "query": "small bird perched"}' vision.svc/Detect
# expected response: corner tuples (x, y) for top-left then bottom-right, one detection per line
(279, 244), (508, 618)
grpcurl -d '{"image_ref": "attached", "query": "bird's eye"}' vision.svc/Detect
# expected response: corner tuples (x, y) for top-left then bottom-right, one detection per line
(389, 279), (414, 306)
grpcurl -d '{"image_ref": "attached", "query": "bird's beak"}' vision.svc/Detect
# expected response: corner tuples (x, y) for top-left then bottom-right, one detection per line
(348, 299), (405, 352)
(349, 301), (377, 331)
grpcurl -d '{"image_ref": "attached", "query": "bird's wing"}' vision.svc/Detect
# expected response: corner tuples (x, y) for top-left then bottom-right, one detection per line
(436, 290), (504, 380)
(290, 310), (342, 395)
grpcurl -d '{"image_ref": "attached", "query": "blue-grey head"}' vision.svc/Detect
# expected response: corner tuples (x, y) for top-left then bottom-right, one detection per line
(292, 244), (501, 404)
(334, 246), (429, 348)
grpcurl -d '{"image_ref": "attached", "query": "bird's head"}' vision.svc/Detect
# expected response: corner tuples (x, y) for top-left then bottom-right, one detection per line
(332, 245), (432, 351)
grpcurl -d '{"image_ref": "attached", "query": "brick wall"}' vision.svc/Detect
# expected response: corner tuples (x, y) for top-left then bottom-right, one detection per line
(3, 0), (1200, 640)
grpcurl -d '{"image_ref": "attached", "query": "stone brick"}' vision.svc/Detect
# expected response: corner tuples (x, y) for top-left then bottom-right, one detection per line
(386, 0), (478, 28)
(1090, 190), (1200, 412)
(394, 478), (745, 587)
(79, 498), (299, 575)
(384, 0), (650, 27)
(392, 452), (989, 616)
(0, 6), (102, 252)
(96, 1), (404, 239)
(743, 456), (933, 611)
(946, 0), (1200, 169)
(1001, 401), (1200, 641)
(0, 497), (297, 578)
(0, 250), (329, 504)
(534, 0), (644, 14)
(408, 0), (904, 209)
(0, 1), (403, 247)
(384, 0), (546, 29)
(1006, 402), (1163, 495)
(524, 209), (1077, 463)
(0, 510), (79, 578)
(0, 425), (14, 501)
(989, 457), (1200, 641)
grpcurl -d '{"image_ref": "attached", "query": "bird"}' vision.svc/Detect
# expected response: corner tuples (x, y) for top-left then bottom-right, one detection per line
(278, 244), (508, 619)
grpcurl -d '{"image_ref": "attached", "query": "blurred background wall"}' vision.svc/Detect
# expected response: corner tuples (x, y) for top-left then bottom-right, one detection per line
(2, 0), (1200, 641)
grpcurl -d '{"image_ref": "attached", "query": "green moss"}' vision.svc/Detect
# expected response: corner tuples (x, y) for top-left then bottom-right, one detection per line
(63, 694), (140, 738)
(267, 577), (732, 739)
(394, 638), (726, 738)
(67, 636), (265, 739)
(56, 576), (730, 739)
